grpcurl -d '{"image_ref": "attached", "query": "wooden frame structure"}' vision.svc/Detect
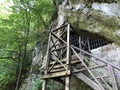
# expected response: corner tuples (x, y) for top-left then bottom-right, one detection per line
(41, 23), (120, 90)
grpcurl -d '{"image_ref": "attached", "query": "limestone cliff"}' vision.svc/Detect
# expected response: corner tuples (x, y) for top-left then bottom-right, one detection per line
(55, 0), (120, 44)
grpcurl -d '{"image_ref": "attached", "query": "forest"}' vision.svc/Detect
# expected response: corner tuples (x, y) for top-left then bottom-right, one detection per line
(0, 0), (55, 90)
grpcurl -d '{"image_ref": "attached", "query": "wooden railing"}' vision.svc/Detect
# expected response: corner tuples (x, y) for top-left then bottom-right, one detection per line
(71, 45), (120, 90)
(42, 23), (120, 90)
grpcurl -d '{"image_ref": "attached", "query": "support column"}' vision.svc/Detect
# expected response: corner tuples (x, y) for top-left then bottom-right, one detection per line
(65, 76), (70, 90)
(42, 79), (47, 90)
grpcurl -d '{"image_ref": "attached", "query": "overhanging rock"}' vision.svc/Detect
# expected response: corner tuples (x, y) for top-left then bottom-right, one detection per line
(56, 0), (120, 44)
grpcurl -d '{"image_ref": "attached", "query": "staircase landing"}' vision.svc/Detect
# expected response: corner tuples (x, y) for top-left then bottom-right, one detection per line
(41, 23), (120, 90)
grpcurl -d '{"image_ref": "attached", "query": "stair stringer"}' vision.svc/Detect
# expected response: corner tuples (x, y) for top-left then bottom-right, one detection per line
(73, 68), (105, 90)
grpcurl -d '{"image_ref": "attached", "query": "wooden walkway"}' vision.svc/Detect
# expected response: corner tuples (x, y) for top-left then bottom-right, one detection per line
(40, 23), (120, 90)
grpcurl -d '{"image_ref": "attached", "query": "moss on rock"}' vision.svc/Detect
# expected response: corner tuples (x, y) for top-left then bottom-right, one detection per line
(67, 8), (120, 44)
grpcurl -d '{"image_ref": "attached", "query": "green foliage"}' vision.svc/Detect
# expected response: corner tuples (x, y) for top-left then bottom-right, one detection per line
(32, 77), (43, 90)
(32, 78), (56, 90)
(0, 59), (17, 90)
(0, 0), (54, 90)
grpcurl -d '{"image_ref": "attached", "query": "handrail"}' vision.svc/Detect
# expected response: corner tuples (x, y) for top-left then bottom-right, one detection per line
(70, 45), (120, 70)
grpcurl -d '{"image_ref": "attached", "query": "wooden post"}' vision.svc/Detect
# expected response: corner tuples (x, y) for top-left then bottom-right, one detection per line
(108, 65), (118, 90)
(65, 23), (70, 90)
(45, 32), (51, 74)
(42, 79), (47, 90)
(66, 23), (70, 65)
(87, 37), (91, 53)
(79, 36), (82, 57)
(65, 76), (70, 90)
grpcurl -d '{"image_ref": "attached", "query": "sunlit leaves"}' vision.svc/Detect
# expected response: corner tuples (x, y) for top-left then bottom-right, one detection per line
(0, 0), (54, 89)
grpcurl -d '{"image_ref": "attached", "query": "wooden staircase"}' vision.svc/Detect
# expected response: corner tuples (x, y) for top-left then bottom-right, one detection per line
(40, 23), (120, 90)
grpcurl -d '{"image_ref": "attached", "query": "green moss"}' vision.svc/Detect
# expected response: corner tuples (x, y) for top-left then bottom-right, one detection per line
(67, 9), (120, 44)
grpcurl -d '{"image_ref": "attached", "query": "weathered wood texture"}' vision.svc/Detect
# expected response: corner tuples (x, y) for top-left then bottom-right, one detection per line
(41, 24), (120, 90)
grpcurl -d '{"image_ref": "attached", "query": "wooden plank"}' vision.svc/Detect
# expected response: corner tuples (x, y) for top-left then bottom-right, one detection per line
(74, 73), (102, 90)
(91, 75), (109, 80)
(71, 60), (81, 65)
(50, 64), (66, 69)
(114, 69), (120, 82)
(45, 32), (51, 74)
(79, 36), (82, 56)
(51, 32), (67, 44)
(49, 53), (82, 65)
(41, 70), (71, 79)
(52, 23), (68, 32)
(49, 60), (81, 70)
(58, 47), (67, 58)
(50, 68), (65, 73)
(48, 60), (58, 72)
(108, 65), (118, 90)
(66, 23), (70, 65)
(72, 64), (107, 73)
(97, 75), (112, 90)
(71, 47), (105, 90)
(42, 79), (47, 90)
(65, 76), (70, 90)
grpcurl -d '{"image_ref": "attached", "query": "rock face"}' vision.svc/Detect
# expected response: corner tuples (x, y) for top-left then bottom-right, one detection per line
(56, 0), (120, 44)
(91, 44), (120, 66)
(53, 0), (120, 90)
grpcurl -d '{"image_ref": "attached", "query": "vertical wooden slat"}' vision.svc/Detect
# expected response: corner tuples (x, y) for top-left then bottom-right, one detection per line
(66, 23), (70, 65)
(42, 79), (47, 90)
(65, 76), (70, 90)
(108, 65), (118, 90)
(87, 37), (91, 53)
(46, 31), (52, 74)
(66, 24), (70, 90)
(79, 36), (81, 56)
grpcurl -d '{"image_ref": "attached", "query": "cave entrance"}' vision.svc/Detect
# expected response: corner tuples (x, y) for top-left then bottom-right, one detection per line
(69, 29), (111, 53)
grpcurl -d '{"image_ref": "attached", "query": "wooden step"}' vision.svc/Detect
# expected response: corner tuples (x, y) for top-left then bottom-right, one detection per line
(49, 64), (66, 69)
(71, 60), (81, 65)
(41, 70), (71, 79)
(50, 58), (81, 64)
(50, 68), (66, 73)
(49, 60), (81, 70)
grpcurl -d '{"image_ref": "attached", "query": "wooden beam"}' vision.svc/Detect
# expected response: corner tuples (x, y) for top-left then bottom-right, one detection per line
(52, 23), (68, 32)
(42, 79), (47, 90)
(74, 73), (102, 90)
(71, 47), (105, 90)
(50, 68), (65, 73)
(45, 32), (52, 74)
(108, 65), (118, 90)
(41, 70), (71, 79)
(72, 64), (107, 73)
(65, 76), (70, 90)
(48, 60), (58, 72)
(51, 53), (67, 70)
(51, 32), (67, 44)
(66, 23), (70, 65)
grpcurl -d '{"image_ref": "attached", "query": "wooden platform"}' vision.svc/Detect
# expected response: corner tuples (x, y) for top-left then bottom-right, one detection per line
(41, 23), (120, 90)
(41, 54), (83, 79)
